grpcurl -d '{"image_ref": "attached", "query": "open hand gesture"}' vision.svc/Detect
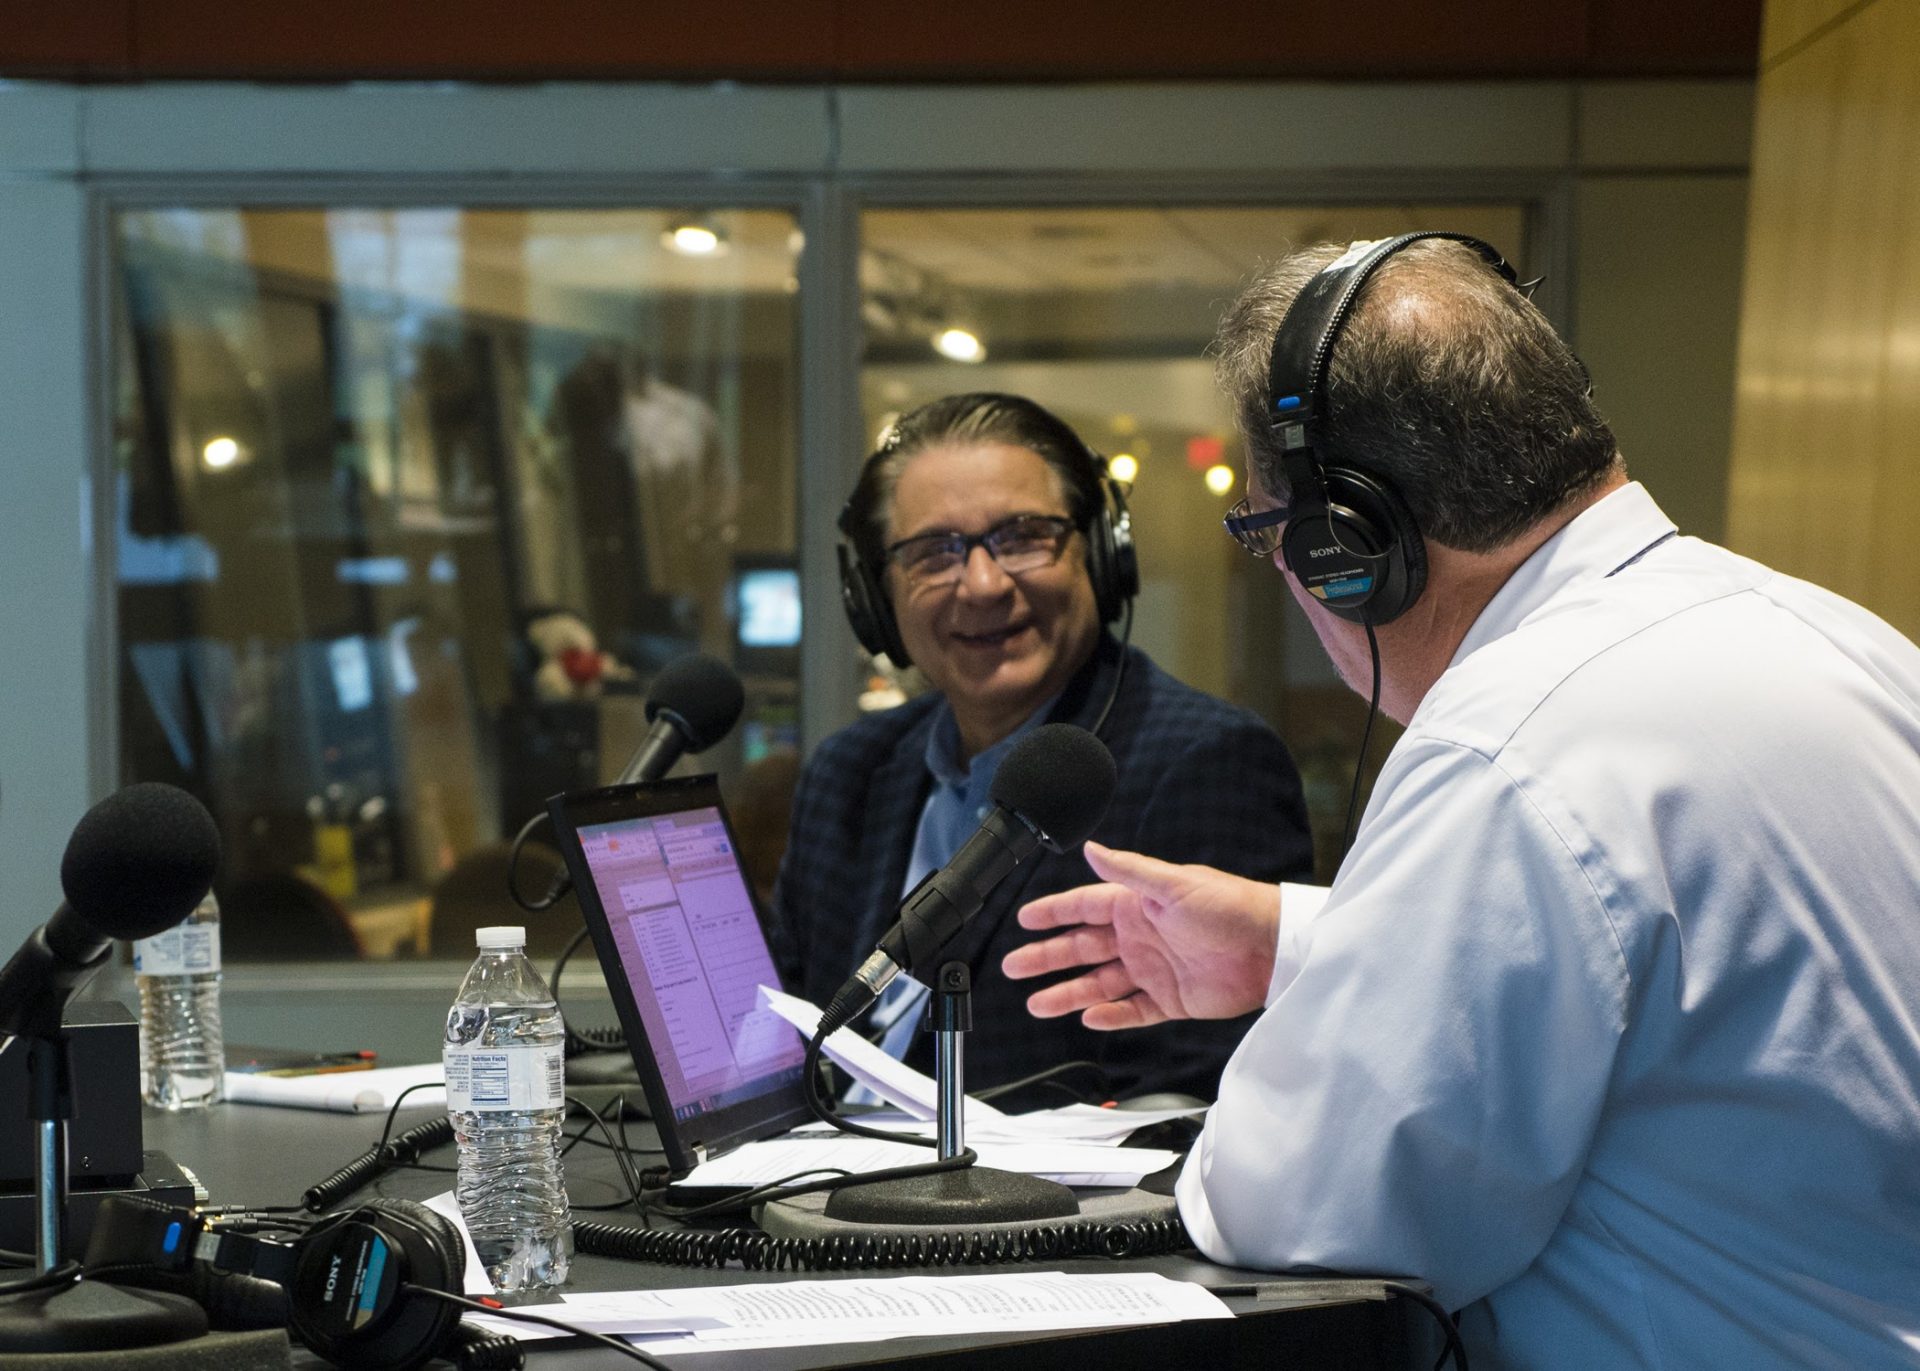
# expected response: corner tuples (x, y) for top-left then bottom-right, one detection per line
(1001, 841), (1281, 1029)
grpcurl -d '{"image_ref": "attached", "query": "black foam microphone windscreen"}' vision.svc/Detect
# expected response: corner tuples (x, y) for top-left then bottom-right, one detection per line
(988, 722), (1118, 853)
(645, 652), (746, 751)
(59, 782), (223, 942)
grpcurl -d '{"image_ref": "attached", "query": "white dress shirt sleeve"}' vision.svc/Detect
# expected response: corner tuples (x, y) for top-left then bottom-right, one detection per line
(1178, 737), (1629, 1312)
(1273, 882), (1331, 1000)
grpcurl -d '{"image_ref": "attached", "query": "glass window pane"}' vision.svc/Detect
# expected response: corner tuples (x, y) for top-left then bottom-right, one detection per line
(859, 205), (1528, 879)
(113, 207), (802, 961)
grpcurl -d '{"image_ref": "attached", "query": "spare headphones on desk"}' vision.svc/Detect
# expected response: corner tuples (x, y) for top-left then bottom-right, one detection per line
(84, 1194), (474, 1371)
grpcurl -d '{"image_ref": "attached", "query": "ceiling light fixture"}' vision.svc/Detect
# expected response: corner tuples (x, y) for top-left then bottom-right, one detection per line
(933, 326), (985, 364)
(663, 218), (726, 257)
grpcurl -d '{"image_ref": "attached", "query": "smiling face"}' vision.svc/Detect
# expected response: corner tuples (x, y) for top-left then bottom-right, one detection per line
(885, 441), (1102, 756)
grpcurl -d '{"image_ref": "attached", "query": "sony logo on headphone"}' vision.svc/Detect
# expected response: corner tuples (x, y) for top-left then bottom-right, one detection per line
(324, 1254), (343, 1302)
(1308, 547), (1342, 559)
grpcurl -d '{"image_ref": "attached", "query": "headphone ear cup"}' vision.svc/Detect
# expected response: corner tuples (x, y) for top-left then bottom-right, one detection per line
(357, 1198), (464, 1293)
(1281, 466), (1426, 625)
(1087, 477), (1139, 626)
(837, 541), (911, 669)
(288, 1200), (464, 1371)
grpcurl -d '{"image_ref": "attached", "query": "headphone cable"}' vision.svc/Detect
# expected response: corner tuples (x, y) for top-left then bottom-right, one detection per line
(1339, 615), (1383, 862)
(405, 1286), (673, 1370)
(1087, 600), (1134, 740)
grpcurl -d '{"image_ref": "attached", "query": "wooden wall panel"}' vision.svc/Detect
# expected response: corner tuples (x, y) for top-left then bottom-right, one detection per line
(0, 1), (134, 76)
(832, 0), (1585, 80)
(1728, 0), (1920, 634)
(1, 0), (1760, 81)
(1758, 0), (1865, 63)
(126, 0), (839, 78)
(1582, 0), (1764, 74)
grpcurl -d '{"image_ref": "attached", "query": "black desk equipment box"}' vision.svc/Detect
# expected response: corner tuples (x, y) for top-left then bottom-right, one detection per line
(0, 1000), (196, 1257)
(0, 1000), (143, 1184)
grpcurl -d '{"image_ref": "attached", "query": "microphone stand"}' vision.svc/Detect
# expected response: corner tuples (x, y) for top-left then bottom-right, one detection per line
(0, 1001), (205, 1351)
(823, 962), (1079, 1225)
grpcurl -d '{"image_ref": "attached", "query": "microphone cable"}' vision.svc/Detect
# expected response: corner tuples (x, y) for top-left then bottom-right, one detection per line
(1380, 1280), (1469, 1371)
(505, 811), (567, 915)
(547, 923), (626, 1057)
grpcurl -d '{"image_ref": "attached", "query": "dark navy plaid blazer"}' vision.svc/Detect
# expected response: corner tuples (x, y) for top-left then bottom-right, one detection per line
(767, 638), (1314, 1105)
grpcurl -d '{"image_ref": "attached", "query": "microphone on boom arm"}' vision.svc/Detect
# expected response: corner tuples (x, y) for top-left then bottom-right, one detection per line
(616, 653), (747, 786)
(524, 653), (747, 912)
(797, 724), (1116, 1228)
(0, 785), (222, 1360)
(819, 722), (1118, 1040)
(0, 783), (221, 1046)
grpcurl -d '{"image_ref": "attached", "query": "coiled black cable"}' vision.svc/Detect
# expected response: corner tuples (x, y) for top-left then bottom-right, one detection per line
(450, 1321), (526, 1371)
(572, 1215), (1192, 1272)
(303, 1115), (456, 1212)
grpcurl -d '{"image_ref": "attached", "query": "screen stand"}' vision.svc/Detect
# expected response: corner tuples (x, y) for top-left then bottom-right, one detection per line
(823, 963), (1079, 1225)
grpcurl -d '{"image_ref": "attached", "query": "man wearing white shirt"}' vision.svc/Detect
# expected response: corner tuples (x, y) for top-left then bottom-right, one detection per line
(1004, 235), (1920, 1368)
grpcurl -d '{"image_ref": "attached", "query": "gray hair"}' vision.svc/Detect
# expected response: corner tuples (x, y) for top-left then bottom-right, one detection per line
(1212, 238), (1622, 553)
(841, 392), (1103, 566)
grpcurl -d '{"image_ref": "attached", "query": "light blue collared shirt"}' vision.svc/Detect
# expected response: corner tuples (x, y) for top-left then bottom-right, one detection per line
(1181, 483), (1920, 1367)
(860, 692), (1062, 1075)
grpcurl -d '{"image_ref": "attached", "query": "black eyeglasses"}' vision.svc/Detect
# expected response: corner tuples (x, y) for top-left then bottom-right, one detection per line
(885, 514), (1076, 588)
(1223, 498), (1290, 557)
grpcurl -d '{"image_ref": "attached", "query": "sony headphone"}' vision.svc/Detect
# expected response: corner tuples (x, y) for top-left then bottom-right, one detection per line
(837, 405), (1140, 669)
(84, 1193), (467, 1370)
(1265, 231), (1520, 626)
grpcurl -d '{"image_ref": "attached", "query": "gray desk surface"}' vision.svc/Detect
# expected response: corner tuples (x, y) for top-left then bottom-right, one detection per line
(144, 1097), (1439, 1369)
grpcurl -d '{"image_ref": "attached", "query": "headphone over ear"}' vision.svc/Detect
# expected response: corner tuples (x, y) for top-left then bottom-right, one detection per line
(85, 1194), (466, 1371)
(1265, 231), (1519, 626)
(837, 436), (1138, 670)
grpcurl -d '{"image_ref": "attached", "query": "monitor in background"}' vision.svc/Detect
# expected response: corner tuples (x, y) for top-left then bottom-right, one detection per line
(730, 554), (800, 678)
(548, 776), (810, 1174)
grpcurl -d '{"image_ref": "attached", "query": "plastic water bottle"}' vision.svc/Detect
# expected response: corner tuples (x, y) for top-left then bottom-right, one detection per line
(443, 926), (572, 1293)
(132, 891), (225, 1111)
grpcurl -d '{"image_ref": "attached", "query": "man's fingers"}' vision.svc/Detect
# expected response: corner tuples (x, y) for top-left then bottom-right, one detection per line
(1081, 841), (1202, 904)
(1082, 994), (1169, 1031)
(1021, 959), (1143, 1021)
(1001, 925), (1118, 981)
(1018, 882), (1132, 931)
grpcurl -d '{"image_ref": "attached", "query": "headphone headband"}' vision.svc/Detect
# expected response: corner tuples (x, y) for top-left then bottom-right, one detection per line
(1266, 232), (1517, 480)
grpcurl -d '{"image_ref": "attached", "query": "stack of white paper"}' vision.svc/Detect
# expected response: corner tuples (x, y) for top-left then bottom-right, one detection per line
(463, 1272), (1232, 1352)
(221, 1062), (446, 1114)
(679, 1133), (1178, 1191)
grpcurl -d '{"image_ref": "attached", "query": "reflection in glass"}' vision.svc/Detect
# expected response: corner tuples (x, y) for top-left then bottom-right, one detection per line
(113, 208), (801, 960)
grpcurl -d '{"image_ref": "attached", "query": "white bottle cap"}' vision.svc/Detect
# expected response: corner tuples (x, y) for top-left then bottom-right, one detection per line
(475, 926), (527, 949)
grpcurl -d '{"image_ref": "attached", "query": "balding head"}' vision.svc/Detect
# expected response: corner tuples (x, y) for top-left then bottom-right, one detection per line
(1214, 238), (1621, 553)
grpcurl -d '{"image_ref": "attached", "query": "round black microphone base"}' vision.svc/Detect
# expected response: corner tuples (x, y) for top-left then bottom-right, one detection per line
(0, 1277), (207, 1353)
(822, 1166), (1080, 1225)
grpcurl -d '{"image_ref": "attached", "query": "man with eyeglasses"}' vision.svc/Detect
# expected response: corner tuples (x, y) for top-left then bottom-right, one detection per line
(1003, 239), (1920, 1368)
(767, 392), (1314, 1106)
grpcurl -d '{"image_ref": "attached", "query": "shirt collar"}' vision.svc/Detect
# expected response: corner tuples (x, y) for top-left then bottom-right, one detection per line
(923, 689), (1063, 795)
(1450, 481), (1677, 670)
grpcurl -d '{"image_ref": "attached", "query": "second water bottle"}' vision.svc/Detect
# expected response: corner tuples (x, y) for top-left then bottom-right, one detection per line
(443, 925), (572, 1293)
